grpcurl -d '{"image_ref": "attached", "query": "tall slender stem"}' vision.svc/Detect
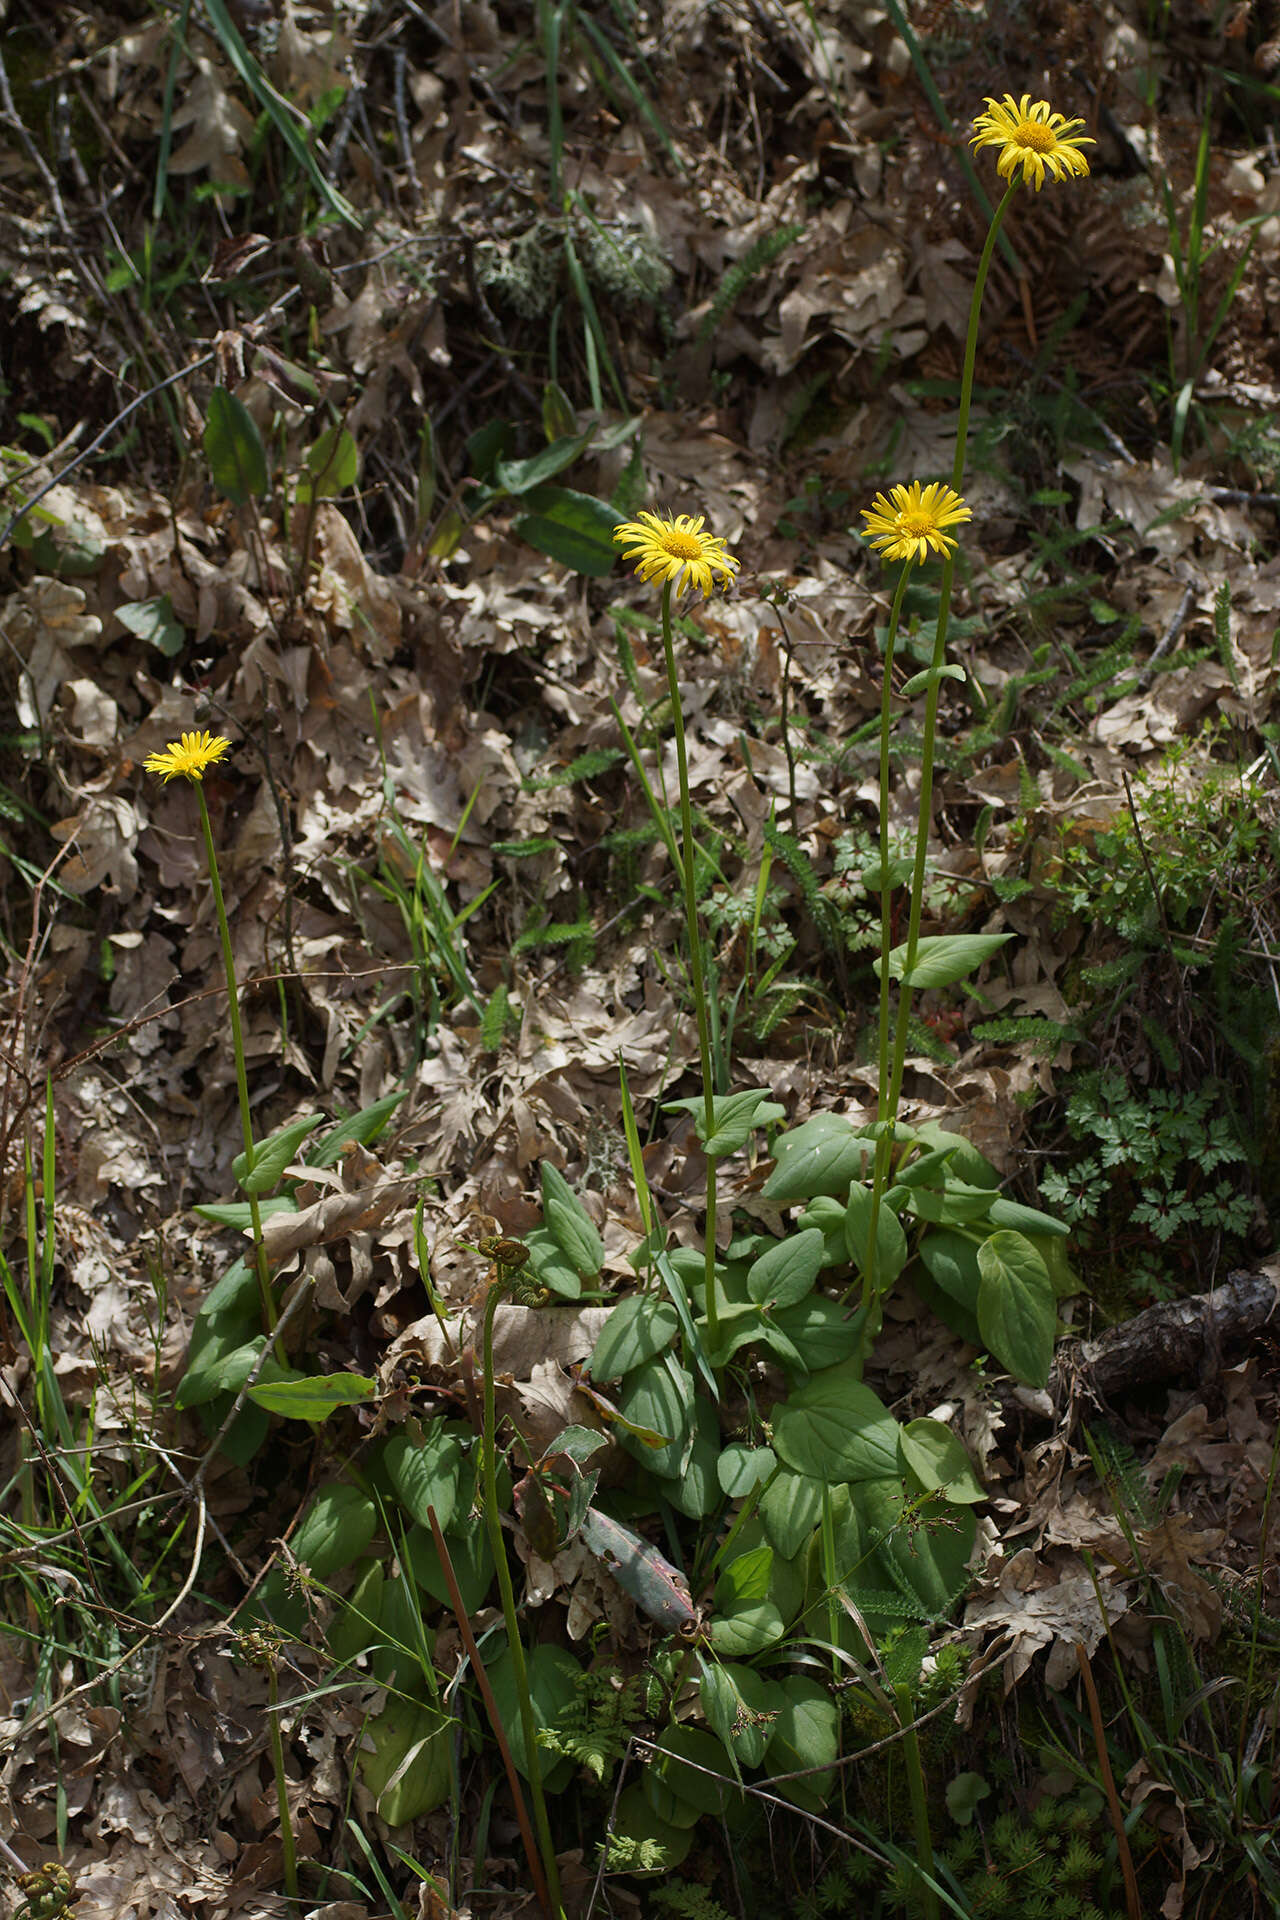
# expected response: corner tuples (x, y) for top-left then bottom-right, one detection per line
(658, 579), (720, 1347)
(861, 560), (914, 1315)
(481, 1281), (564, 1919)
(884, 180), (1018, 1129)
(196, 783), (275, 1334)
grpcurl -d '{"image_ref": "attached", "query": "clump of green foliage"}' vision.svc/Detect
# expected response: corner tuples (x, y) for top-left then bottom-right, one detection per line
(883, 1793), (1125, 1919)
(1042, 1072), (1253, 1297)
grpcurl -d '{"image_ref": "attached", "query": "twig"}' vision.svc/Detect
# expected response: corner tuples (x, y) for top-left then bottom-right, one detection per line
(1136, 577), (1198, 688)
(391, 48), (423, 210)
(1074, 1642), (1142, 1920)
(425, 1504), (554, 1920)
(0, 355), (216, 554)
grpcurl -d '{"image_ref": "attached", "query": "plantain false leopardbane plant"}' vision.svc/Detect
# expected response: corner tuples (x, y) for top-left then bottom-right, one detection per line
(165, 87), (1097, 1913)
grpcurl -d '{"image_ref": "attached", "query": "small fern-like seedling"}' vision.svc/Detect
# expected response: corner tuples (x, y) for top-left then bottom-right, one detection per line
(694, 224), (805, 346)
(651, 1884), (735, 1920)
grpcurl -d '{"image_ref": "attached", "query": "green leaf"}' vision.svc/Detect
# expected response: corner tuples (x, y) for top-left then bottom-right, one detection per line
(763, 1112), (869, 1203)
(701, 1661), (784, 1769)
(905, 1179), (996, 1227)
(709, 1589), (786, 1656)
(977, 1231), (1056, 1387)
(542, 382), (578, 441)
(494, 430), (594, 493)
(717, 1443), (776, 1498)
(654, 1248), (719, 1399)
(176, 1330), (262, 1409)
(769, 1295), (868, 1374)
(247, 1371), (376, 1421)
(911, 1123), (1001, 1188)
(617, 1355), (695, 1477)
(291, 1482), (378, 1578)
(771, 1361), (900, 1482)
(513, 487), (620, 576)
(115, 594), (185, 657)
(763, 1677), (840, 1811)
(487, 1642), (580, 1783)
(359, 1692), (453, 1824)
(405, 1512), (493, 1614)
(746, 1229), (825, 1309)
(309, 1092), (406, 1167)
(843, 1184), (909, 1288)
(382, 1424), (465, 1533)
(297, 425), (358, 500)
(589, 1295), (680, 1379)
(234, 1113), (322, 1195)
(523, 1225), (582, 1299)
(203, 387), (268, 504)
(898, 662), (967, 698)
(541, 1161), (604, 1277)
(177, 1256), (261, 1407)
(609, 1784), (693, 1874)
(760, 1467), (824, 1558)
(916, 1229), (982, 1313)
(663, 1397), (721, 1518)
(861, 1477), (978, 1620)
(193, 1196), (297, 1230)
(327, 1558), (384, 1663)
(646, 1727), (739, 1820)
(797, 1194), (855, 1268)
(986, 1195), (1070, 1238)
(898, 1419), (985, 1504)
(878, 932), (1013, 988)
(665, 1087), (786, 1158)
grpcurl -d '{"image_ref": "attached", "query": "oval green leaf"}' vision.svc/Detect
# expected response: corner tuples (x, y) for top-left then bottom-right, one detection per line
(746, 1228), (825, 1309)
(977, 1230), (1056, 1387)
(771, 1361), (900, 1482)
(879, 932), (1013, 988)
(763, 1112), (869, 1203)
(203, 387), (268, 505)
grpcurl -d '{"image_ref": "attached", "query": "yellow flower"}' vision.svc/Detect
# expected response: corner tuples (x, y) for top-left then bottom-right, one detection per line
(613, 508), (739, 598)
(861, 482), (972, 564)
(143, 730), (232, 783)
(970, 94), (1093, 192)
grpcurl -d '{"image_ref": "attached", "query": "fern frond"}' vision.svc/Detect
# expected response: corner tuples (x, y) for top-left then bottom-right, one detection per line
(695, 224), (805, 346)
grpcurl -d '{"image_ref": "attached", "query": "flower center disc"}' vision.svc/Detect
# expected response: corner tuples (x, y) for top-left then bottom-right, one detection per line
(901, 512), (935, 536)
(663, 530), (704, 559)
(1015, 119), (1057, 153)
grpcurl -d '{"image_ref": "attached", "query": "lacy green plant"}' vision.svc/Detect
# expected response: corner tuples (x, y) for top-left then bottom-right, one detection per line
(1042, 1073), (1252, 1295)
(1047, 1065), (1258, 1303)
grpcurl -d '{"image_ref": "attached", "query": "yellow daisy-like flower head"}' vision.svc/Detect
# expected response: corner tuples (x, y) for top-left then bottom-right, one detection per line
(861, 482), (972, 565)
(970, 93), (1093, 192)
(613, 509), (739, 599)
(143, 730), (232, 783)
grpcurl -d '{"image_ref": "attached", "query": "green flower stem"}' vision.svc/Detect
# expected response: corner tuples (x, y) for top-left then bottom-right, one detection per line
(195, 781), (275, 1336)
(658, 579), (720, 1349)
(861, 559), (914, 1314)
(266, 1658), (298, 1902)
(896, 1681), (939, 1920)
(883, 178), (1019, 1136)
(481, 1280), (564, 1920)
